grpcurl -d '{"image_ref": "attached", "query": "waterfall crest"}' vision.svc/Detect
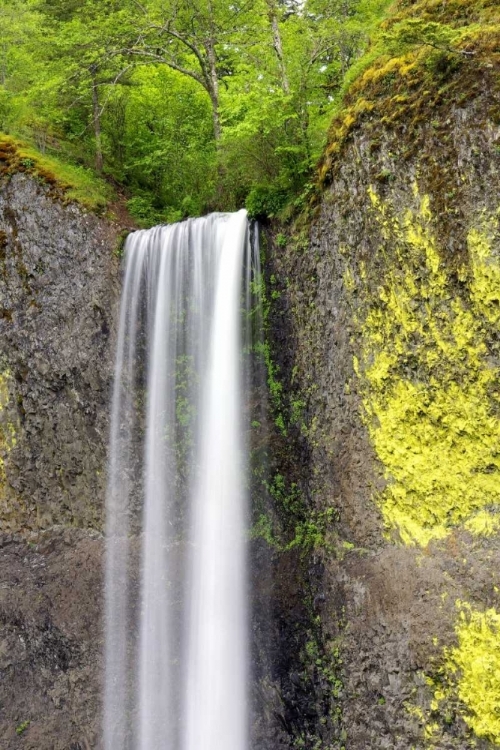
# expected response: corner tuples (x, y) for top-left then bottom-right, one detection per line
(104, 210), (257, 750)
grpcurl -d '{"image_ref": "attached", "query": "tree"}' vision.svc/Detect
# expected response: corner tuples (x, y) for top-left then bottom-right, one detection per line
(118, 0), (266, 142)
(33, 0), (135, 171)
(266, 0), (290, 93)
(0, 0), (394, 220)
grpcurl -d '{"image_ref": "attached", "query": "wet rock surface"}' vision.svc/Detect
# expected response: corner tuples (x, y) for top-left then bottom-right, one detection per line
(0, 173), (120, 532)
(0, 174), (121, 749)
(266, 78), (500, 748)
(0, 529), (103, 749)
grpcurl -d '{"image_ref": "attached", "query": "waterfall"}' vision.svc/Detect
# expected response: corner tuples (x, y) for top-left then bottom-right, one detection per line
(104, 210), (258, 750)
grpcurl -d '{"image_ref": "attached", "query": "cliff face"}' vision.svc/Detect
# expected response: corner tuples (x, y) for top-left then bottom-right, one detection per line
(0, 171), (120, 532)
(0, 166), (121, 748)
(1, 8), (500, 748)
(266, 13), (500, 748)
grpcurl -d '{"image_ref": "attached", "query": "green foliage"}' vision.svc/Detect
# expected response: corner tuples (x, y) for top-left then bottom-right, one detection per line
(251, 496), (337, 554)
(114, 230), (129, 259)
(16, 720), (30, 735)
(381, 19), (461, 54)
(246, 185), (289, 219)
(294, 627), (345, 749)
(0, 0), (392, 221)
(285, 508), (337, 552)
(250, 235), (340, 555)
(109, 66), (216, 223)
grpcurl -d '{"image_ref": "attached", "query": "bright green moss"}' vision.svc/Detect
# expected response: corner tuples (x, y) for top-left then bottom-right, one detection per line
(0, 134), (113, 211)
(355, 186), (500, 545)
(318, 0), (500, 191)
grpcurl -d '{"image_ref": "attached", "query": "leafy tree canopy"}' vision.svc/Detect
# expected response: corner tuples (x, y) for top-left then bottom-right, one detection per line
(0, 0), (392, 222)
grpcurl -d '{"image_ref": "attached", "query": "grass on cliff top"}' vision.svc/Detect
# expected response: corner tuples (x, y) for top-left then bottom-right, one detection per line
(0, 134), (114, 212)
(317, 0), (500, 185)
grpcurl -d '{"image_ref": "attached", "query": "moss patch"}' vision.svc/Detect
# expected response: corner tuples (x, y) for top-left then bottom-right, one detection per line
(0, 369), (22, 526)
(0, 369), (16, 475)
(447, 604), (500, 743)
(0, 134), (113, 212)
(426, 602), (500, 745)
(317, 0), (500, 191)
(353, 186), (500, 545)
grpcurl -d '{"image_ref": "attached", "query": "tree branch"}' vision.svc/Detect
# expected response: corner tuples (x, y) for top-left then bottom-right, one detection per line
(120, 47), (207, 88)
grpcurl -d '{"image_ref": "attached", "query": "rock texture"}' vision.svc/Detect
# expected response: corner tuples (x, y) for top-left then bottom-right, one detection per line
(0, 529), (103, 750)
(266, 31), (500, 750)
(0, 172), (121, 748)
(0, 173), (120, 531)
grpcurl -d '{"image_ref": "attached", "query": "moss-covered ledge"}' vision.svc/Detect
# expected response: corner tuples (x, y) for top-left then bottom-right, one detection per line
(318, 0), (500, 192)
(0, 134), (114, 212)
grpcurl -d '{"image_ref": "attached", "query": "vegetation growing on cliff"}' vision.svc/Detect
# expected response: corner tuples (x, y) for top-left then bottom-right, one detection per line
(0, 368), (23, 530)
(0, 134), (112, 210)
(0, 0), (392, 221)
(304, 3), (500, 742)
(351, 187), (500, 546)
(419, 602), (500, 746)
(0, 370), (16, 476)
(319, 0), (500, 187)
(1, 0), (498, 219)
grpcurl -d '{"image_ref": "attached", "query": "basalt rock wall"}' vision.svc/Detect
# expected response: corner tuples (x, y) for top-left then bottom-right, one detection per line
(266, 29), (500, 750)
(0, 171), (121, 749)
(0, 172), (120, 532)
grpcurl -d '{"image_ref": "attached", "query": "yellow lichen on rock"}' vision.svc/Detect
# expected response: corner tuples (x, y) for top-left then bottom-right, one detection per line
(468, 213), (500, 326)
(0, 368), (22, 532)
(463, 509), (500, 536)
(354, 186), (500, 545)
(450, 604), (500, 743)
(0, 369), (17, 482)
(430, 602), (500, 744)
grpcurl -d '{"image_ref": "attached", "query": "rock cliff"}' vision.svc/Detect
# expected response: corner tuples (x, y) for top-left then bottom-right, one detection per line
(1, 2), (500, 746)
(265, 4), (500, 747)
(0, 155), (121, 748)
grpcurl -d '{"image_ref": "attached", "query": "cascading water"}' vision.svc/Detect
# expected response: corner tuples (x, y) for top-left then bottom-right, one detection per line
(104, 210), (260, 750)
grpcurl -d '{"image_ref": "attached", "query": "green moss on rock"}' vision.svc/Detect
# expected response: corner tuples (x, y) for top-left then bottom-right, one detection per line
(317, 0), (500, 191)
(0, 134), (113, 211)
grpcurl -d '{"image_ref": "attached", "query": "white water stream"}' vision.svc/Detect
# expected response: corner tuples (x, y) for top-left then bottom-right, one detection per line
(104, 210), (257, 750)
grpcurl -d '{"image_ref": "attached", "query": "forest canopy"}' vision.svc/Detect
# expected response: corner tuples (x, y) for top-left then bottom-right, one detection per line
(0, 0), (390, 223)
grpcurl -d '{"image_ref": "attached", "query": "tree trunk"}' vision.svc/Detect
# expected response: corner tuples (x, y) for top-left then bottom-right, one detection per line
(268, 3), (290, 94)
(91, 77), (104, 173)
(206, 41), (221, 142)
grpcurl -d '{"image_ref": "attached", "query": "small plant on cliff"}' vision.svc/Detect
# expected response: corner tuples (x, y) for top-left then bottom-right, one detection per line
(16, 720), (30, 735)
(381, 19), (463, 57)
(246, 185), (289, 220)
